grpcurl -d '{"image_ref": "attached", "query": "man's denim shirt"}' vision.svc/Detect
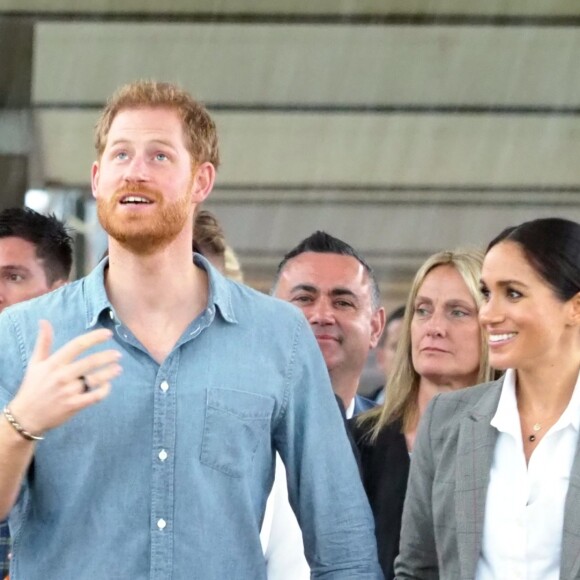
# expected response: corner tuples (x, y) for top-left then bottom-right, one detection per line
(0, 256), (382, 579)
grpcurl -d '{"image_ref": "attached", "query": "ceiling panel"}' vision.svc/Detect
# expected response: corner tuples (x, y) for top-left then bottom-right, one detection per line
(35, 110), (580, 188)
(205, 198), (580, 300)
(32, 23), (580, 107)
(5, 0), (580, 17)
(212, 201), (580, 256)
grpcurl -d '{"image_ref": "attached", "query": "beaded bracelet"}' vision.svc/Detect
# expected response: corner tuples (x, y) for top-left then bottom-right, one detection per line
(3, 406), (44, 441)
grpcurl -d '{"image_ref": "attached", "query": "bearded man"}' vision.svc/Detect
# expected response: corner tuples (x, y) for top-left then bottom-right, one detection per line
(0, 81), (381, 579)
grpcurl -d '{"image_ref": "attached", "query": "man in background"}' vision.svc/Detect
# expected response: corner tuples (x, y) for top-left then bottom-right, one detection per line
(193, 209), (243, 282)
(273, 231), (385, 418)
(373, 305), (405, 403)
(0, 208), (72, 314)
(0, 207), (73, 578)
(262, 231), (385, 579)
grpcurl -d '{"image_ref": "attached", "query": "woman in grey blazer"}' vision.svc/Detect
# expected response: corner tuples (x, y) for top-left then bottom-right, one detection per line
(396, 217), (580, 580)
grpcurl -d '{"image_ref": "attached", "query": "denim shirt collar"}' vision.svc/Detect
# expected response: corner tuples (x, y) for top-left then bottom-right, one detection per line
(83, 253), (238, 330)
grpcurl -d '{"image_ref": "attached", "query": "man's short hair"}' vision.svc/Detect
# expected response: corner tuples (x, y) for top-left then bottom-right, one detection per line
(0, 207), (73, 284)
(274, 230), (381, 310)
(94, 80), (220, 169)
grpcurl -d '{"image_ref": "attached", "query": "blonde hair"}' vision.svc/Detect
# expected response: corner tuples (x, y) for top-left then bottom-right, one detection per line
(94, 80), (220, 168)
(224, 246), (244, 283)
(360, 248), (491, 441)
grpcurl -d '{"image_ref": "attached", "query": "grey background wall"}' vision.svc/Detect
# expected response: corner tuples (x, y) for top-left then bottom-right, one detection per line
(1, 0), (580, 305)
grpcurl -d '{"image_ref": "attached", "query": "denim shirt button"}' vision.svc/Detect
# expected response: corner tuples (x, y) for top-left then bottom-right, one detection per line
(160, 381), (169, 392)
(158, 450), (168, 462)
(157, 519), (167, 530)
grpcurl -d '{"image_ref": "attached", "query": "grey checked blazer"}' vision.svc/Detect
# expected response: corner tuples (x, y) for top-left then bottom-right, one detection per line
(395, 376), (580, 580)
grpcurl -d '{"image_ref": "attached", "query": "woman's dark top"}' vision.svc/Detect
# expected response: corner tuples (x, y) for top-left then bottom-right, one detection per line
(349, 417), (410, 580)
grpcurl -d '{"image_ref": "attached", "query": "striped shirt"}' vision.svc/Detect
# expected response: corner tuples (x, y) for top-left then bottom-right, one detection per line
(0, 520), (9, 576)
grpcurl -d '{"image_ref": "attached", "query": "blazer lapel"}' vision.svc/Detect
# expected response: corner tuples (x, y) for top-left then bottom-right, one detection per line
(560, 437), (580, 580)
(454, 380), (503, 580)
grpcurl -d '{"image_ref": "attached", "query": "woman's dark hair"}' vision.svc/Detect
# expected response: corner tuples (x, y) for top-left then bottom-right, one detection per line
(487, 217), (580, 301)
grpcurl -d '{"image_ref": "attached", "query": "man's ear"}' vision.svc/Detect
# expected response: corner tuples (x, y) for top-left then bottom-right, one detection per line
(190, 162), (216, 204)
(369, 306), (386, 349)
(91, 161), (100, 199)
(49, 278), (68, 291)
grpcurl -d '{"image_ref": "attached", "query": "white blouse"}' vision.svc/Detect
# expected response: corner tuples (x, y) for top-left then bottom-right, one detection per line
(476, 369), (580, 580)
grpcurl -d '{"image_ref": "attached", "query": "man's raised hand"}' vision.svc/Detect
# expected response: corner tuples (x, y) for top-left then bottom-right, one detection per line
(8, 320), (122, 437)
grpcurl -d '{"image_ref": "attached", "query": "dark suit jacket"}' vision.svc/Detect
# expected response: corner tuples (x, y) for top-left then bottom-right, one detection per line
(336, 395), (362, 473)
(350, 416), (410, 580)
(354, 394), (377, 416)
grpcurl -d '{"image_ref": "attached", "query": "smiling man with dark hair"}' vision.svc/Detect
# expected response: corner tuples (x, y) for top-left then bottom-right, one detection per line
(260, 232), (386, 578)
(0, 207), (72, 313)
(273, 231), (385, 417)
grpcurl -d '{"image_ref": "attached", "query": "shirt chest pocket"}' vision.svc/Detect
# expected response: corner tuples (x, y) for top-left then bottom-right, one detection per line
(200, 388), (275, 478)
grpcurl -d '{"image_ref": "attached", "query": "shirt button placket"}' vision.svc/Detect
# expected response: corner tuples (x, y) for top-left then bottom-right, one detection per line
(151, 376), (174, 576)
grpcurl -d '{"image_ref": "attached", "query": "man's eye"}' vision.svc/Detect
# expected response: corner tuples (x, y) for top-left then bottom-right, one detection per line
(292, 296), (312, 304)
(7, 274), (24, 282)
(155, 153), (168, 161)
(115, 151), (129, 160)
(335, 300), (354, 308)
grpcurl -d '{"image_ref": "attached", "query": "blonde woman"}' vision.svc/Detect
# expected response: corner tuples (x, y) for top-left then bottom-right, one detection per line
(351, 248), (492, 580)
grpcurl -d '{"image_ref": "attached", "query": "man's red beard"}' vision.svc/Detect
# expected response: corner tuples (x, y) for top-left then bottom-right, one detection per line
(97, 184), (191, 256)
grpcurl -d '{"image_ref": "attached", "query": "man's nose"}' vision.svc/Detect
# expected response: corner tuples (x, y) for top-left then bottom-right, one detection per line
(124, 155), (149, 182)
(307, 299), (334, 325)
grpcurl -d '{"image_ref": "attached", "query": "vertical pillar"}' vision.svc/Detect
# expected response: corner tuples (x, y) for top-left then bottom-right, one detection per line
(0, 16), (34, 210)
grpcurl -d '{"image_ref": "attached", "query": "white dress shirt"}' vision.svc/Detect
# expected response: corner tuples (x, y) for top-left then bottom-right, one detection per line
(345, 397), (356, 420)
(260, 454), (310, 579)
(476, 369), (580, 580)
